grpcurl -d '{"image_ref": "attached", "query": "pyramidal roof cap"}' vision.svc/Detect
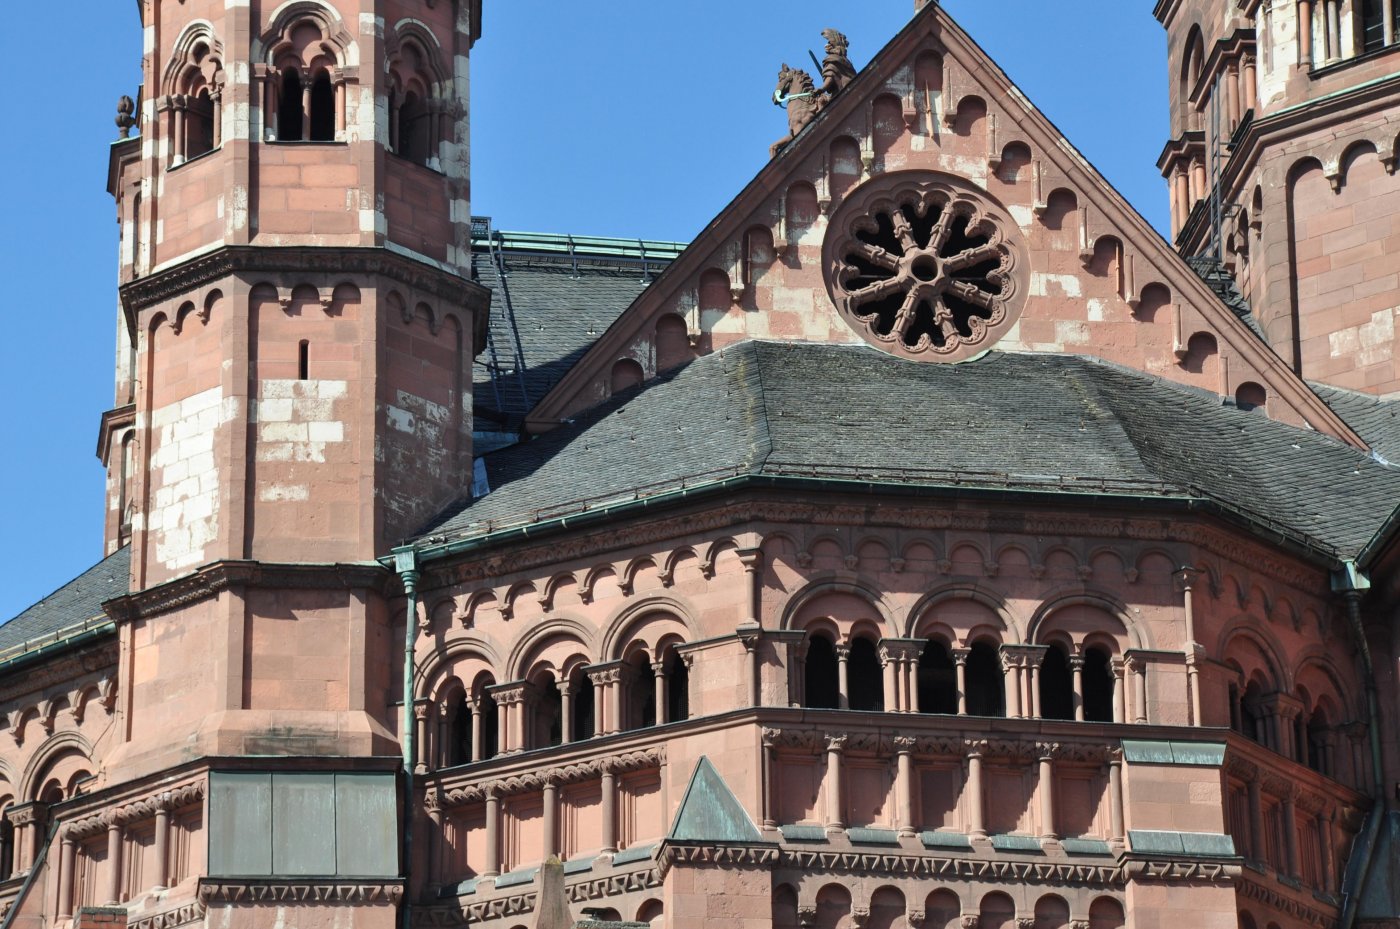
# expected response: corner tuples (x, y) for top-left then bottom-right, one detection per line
(667, 756), (769, 844)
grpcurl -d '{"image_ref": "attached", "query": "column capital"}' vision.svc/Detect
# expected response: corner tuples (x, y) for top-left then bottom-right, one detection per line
(825, 733), (848, 753)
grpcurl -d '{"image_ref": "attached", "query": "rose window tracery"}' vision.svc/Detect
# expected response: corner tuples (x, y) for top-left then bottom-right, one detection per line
(824, 172), (1027, 361)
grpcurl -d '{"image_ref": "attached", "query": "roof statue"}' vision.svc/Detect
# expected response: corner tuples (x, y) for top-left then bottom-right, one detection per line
(770, 63), (821, 159)
(818, 28), (856, 97)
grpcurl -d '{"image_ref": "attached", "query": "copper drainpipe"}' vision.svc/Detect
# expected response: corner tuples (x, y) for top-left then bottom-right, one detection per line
(395, 548), (421, 929)
(1334, 562), (1385, 929)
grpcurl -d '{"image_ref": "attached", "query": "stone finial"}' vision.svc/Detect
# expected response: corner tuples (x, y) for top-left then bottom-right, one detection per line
(533, 856), (571, 929)
(116, 96), (137, 139)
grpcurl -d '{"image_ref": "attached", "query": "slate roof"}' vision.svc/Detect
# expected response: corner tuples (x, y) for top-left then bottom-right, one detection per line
(1311, 382), (1400, 465)
(470, 228), (684, 423)
(0, 546), (128, 660)
(1185, 256), (1263, 339)
(422, 341), (1400, 559)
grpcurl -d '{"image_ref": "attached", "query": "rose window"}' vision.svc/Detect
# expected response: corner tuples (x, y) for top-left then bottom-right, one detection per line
(823, 172), (1027, 361)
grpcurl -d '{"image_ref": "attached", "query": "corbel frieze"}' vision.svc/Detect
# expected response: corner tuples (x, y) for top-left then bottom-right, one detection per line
(1235, 874), (1338, 929)
(197, 880), (405, 905)
(421, 496), (1326, 607)
(63, 780), (207, 840)
(128, 900), (207, 929)
(776, 850), (1122, 886)
(1122, 858), (1239, 882)
(437, 747), (665, 809)
(412, 866), (661, 927)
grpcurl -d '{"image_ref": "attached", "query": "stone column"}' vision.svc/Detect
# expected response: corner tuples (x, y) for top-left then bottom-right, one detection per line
(469, 698), (483, 762)
(1126, 655), (1148, 724)
(301, 71), (313, 140)
(211, 89), (223, 149)
(1299, 0), (1315, 66)
(1038, 746), (1058, 840)
(436, 701), (451, 768)
(483, 788), (501, 878)
(881, 647), (899, 712)
(57, 833), (76, 920)
(589, 668), (609, 737)
(1191, 159), (1208, 204)
(105, 819), (123, 905)
(1243, 55), (1257, 111)
(761, 729), (780, 830)
(1111, 658), (1126, 723)
(172, 99), (187, 166)
(334, 79), (347, 137)
(1108, 751), (1125, 850)
(895, 737), (916, 837)
(739, 627), (762, 708)
(413, 701), (430, 773)
(965, 742), (987, 840)
(542, 779), (559, 859)
(1385, 0), (1396, 45)
(1247, 778), (1265, 863)
(600, 768), (618, 855)
(11, 806), (36, 877)
(835, 644), (851, 709)
(1000, 649), (1022, 718)
(1069, 655), (1086, 722)
(556, 678), (573, 745)
(1318, 808), (1335, 892)
(1225, 63), (1241, 131)
(153, 804), (171, 890)
(652, 660), (668, 725)
(262, 71), (278, 141)
(953, 648), (970, 715)
(1282, 789), (1301, 879)
(825, 735), (847, 831)
(1326, 0), (1343, 61)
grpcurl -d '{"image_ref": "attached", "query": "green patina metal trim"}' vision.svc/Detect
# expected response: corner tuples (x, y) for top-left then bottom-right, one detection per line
(990, 834), (1044, 853)
(668, 756), (768, 844)
(1121, 739), (1226, 766)
(1129, 830), (1236, 857)
(847, 827), (900, 846)
(921, 831), (973, 850)
(780, 824), (828, 843)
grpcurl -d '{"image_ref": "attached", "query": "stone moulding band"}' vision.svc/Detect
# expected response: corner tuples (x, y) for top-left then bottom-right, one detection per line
(411, 866), (660, 926)
(196, 880), (405, 905)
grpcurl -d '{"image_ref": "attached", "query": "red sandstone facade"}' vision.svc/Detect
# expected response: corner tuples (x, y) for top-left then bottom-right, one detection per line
(3, 4), (1400, 929)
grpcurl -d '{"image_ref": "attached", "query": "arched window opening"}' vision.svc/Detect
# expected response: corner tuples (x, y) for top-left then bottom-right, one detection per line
(1083, 647), (1115, 723)
(1361, 0), (1390, 53)
(398, 91), (432, 164)
(187, 91), (216, 160)
(0, 809), (12, 882)
(533, 675), (562, 750)
(478, 689), (500, 761)
(569, 666), (595, 740)
(965, 641), (1005, 717)
(627, 653), (656, 730)
(917, 640), (958, 714)
(1039, 645), (1074, 721)
(847, 637), (885, 712)
(1228, 682), (1244, 734)
(309, 70), (335, 141)
(447, 693), (471, 766)
(665, 649), (690, 723)
(1306, 710), (1331, 777)
(1241, 681), (1266, 745)
(804, 635), (840, 709)
(277, 68), (304, 141)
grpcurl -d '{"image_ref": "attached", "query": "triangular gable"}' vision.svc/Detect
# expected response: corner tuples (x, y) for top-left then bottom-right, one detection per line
(667, 756), (767, 844)
(525, 4), (1362, 447)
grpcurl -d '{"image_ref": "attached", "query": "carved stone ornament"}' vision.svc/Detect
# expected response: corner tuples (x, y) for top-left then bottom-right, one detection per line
(823, 170), (1028, 362)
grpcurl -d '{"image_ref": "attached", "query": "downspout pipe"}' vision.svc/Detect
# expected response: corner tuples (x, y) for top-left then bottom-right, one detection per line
(1333, 561), (1384, 929)
(394, 548), (421, 929)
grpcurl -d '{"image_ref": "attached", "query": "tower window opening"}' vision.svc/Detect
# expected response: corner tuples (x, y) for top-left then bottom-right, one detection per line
(397, 92), (432, 164)
(309, 70), (336, 141)
(533, 675), (562, 749)
(665, 649), (690, 723)
(298, 340), (310, 380)
(964, 641), (1005, 718)
(569, 666), (595, 739)
(846, 637), (885, 712)
(626, 653), (656, 730)
(803, 634), (840, 709)
(1082, 647), (1115, 723)
(187, 91), (216, 160)
(277, 68), (304, 141)
(1360, 0), (1392, 53)
(917, 640), (958, 714)
(478, 689), (499, 760)
(447, 693), (471, 767)
(1038, 644), (1075, 720)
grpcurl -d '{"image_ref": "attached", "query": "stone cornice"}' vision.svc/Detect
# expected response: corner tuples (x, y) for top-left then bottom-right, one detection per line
(103, 560), (394, 624)
(117, 245), (492, 352)
(128, 900), (206, 929)
(418, 493), (1332, 603)
(63, 780), (206, 840)
(96, 404), (136, 463)
(1121, 856), (1240, 883)
(1236, 871), (1339, 928)
(775, 847), (1123, 885)
(197, 880), (404, 905)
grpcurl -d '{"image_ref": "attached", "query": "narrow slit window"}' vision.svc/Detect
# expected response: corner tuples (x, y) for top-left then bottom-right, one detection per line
(298, 340), (310, 380)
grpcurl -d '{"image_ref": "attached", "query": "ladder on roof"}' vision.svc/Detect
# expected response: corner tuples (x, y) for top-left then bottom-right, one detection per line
(1207, 72), (1224, 262)
(479, 219), (531, 417)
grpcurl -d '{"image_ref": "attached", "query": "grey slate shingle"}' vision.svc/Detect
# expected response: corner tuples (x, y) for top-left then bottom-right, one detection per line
(0, 546), (128, 657)
(424, 341), (1400, 558)
(472, 252), (655, 421)
(1311, 382), (1400, 465)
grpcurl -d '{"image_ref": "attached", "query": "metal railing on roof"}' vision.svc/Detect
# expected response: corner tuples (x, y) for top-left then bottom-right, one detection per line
(470, 217), (687, 268)
(0, 614), (114, 666)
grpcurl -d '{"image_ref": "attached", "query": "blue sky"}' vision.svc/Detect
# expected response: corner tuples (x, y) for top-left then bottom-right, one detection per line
(0, 2), (1167, 622)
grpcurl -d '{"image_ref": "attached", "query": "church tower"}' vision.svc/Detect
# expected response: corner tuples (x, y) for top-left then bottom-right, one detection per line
(99, 0), (487, 778)
(1156, 0), (1400, 394)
